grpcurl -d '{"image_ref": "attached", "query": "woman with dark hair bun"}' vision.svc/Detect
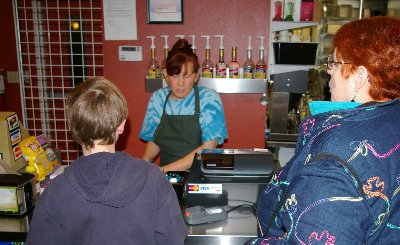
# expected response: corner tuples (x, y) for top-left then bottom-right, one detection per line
(140, 39), (228, 172)
(247, 16), (400, 244)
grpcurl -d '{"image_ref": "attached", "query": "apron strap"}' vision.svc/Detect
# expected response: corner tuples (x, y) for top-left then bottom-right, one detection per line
(194, 85), (200, 115)
(162, 91), (172, 114)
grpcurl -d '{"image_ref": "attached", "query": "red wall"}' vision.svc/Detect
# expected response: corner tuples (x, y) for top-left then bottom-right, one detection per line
(105, 0), (271, 158)
(1, 0), (271, 159)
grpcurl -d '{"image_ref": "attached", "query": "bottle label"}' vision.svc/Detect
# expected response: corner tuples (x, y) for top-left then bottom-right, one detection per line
(243, 67), (254, 79)
(300, 2), (314, 21)
(216, 63), (227, 78)
(229, 66), (239, 78)
(147, 68), (157, 79)
(202, 68), (213, 78)
(255, 65), (266, 79)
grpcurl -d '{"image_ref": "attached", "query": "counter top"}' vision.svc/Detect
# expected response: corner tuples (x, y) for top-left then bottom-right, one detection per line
(1, 165), (262, 244)
(0, 211), (31, 242)
(0, 205), (257, 244)
(185, 205), (257, 244)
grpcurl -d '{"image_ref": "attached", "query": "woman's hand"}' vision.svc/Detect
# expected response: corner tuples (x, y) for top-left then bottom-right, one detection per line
(162, 139), (218, 172)
(142, 141), (160, 162)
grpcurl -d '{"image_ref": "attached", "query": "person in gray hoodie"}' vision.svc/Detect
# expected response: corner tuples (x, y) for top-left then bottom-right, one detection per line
(26, 77), (187, 245)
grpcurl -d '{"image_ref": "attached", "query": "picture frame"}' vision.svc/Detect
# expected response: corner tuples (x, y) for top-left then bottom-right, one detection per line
(147, 0), (183, 24)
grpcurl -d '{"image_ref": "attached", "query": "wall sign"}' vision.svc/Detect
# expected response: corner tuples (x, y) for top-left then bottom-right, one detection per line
(103, 0), (137, 40)
(147, 0), (183, 24)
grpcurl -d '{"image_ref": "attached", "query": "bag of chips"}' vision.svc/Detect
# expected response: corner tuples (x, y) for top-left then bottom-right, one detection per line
(19, 136), (54, 181)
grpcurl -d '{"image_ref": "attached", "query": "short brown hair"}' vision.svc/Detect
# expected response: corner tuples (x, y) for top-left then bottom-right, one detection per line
(334, 16), (400, 100)
(165, 39), (199, 75)
(66, 77), (128, 150)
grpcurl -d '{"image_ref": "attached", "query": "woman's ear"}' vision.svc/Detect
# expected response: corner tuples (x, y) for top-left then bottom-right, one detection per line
(195, 72), (200, 81)
(162, 69), (168, 79)
(116, 120), (126, 135)
(356, 66), (368, 82)
(162, 69), (171, 86)
(353, 66), (369, 91)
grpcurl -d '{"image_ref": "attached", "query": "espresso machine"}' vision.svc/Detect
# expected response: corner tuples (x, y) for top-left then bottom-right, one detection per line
(266, 70), (309, 145)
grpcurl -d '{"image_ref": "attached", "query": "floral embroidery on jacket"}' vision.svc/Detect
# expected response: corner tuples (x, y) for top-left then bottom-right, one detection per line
(247, 100), (400, 244)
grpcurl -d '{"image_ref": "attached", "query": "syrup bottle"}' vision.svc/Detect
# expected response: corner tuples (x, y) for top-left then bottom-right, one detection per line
(214, 35), (227, 78)
(228, 47), (239, 78)
(201, 35), (213, 78)
(243, 36), (255, 79)
(146, 36), (160, 78)
(255, 36), (267, 79)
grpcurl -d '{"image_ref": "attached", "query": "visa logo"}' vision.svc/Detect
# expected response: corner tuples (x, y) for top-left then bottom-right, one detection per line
(200, 186), (209, 191)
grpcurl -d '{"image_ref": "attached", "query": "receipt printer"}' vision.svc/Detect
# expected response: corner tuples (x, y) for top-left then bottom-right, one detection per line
(183, 149), (277, 207)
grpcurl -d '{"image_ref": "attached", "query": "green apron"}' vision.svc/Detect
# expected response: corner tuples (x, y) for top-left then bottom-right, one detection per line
(153, 85), (202, 166)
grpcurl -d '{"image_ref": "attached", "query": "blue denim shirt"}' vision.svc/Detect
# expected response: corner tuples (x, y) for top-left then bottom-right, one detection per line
(248, 99), (400, 244)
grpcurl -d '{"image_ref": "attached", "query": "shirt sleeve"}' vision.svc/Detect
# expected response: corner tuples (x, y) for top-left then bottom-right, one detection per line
(246, 158), (370, 244)
(139, 90), (165, 142)
(199, 88), (228, 145)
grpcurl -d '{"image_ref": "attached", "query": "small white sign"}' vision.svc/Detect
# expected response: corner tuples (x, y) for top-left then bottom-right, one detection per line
(187, 183), (222, 194)
(119, 46), (142, 61)
(103, 0), (137, 40)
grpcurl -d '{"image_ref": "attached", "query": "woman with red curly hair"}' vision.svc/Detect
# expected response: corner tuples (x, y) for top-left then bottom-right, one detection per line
(329, 16), (400, 102)
(248, 16), (400, 244)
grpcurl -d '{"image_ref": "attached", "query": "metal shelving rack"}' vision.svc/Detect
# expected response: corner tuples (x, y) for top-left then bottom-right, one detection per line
(145, 78), (267, 94)
(267, 21), (319, 79)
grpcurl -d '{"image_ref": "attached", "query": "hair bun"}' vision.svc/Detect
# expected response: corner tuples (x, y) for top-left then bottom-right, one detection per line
(171, 39), (192, 52)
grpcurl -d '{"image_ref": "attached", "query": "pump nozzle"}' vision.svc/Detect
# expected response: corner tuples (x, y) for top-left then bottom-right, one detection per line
(188, 35), (196, 52)
(257, 36), (265, 50)
(160, 35), (169, 49)
(201, 35), (211, 49)
(146, 36), (156, 49)
(247, 36), (252, 51)
(175, 35), (185, 39)
(214, 35), (224, 50)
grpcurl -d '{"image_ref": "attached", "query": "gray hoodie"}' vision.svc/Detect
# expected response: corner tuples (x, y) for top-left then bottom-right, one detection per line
(27, 151), (187, 244)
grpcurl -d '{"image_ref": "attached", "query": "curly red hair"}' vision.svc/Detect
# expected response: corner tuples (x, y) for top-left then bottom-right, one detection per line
(333, 16), (400, 100)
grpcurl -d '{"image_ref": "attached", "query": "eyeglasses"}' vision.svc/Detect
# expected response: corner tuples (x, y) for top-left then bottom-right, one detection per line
(324, 55), (351, 70)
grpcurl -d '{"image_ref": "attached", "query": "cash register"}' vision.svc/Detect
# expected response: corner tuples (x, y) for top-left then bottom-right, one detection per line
(183, 149), (277, 207)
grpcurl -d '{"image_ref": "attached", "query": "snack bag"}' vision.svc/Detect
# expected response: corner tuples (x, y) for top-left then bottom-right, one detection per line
(19, 136), (53, 181)
(36, 134), (60, 169)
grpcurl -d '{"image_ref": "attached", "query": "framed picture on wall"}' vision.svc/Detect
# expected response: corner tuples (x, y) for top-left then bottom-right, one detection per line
(147, 0), (183, 24)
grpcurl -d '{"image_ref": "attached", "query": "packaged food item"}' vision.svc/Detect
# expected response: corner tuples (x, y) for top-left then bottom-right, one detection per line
(19, 136), (54, 181)
(36, 134), (60, 168)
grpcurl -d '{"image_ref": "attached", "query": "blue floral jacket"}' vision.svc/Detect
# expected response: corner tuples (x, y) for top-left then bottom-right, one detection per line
(248, 99), (400, 244)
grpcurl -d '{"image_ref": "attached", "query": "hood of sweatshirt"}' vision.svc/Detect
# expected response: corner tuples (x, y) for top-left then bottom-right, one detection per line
(64, 152), (148, 208)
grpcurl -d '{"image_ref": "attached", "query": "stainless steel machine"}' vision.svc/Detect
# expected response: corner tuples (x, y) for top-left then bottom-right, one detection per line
(268, 70), (309, 143)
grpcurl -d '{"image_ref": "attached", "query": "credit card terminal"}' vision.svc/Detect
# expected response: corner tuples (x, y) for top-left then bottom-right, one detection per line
(184, 206), (227, 225)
